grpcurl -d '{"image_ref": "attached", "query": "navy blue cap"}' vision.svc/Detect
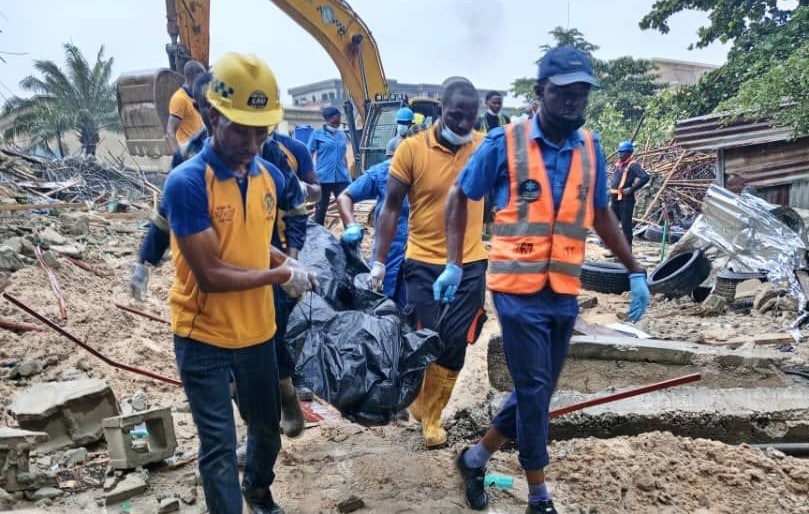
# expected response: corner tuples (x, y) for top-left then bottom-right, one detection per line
(322, 106), (340, 120)
(538, 46), (599, 87)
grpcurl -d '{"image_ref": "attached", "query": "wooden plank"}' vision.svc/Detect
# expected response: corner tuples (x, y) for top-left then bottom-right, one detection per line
(0, 202), (87, 213)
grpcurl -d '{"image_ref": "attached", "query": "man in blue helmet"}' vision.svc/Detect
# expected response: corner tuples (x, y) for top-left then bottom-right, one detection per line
(610, 140), (649, 247)
(386, 106), (414, 157)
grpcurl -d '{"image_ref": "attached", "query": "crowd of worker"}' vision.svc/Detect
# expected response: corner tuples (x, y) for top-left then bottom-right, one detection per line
(130, 45), (651, 514)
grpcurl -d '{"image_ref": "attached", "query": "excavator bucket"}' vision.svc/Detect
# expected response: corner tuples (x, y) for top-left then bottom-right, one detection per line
(116, 69), (184, 171)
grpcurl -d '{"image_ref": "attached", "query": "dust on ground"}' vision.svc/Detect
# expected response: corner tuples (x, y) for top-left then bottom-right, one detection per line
(1, 217), (809, 513)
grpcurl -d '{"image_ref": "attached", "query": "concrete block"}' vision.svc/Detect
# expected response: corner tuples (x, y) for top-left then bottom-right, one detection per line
(103, 473), (147, 505)
(158, 497), (180, 513)
(735, 279), (764, 300)
(10, 379), (119, 453)
(0, 428), (49, 492)
(103, 407), (177, 470)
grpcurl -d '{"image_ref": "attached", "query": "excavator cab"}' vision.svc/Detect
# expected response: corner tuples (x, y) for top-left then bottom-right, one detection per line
(358, 96), (440, 172)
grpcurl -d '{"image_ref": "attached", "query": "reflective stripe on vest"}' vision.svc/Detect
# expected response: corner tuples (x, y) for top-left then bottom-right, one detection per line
(611, 159), (634, 201)
(487, 119), (596, 295)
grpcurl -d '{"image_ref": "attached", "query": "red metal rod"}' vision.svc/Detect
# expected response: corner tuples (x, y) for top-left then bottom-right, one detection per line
(63, 255), (111, 278)
(0, 317), (45, 333)
(35, 246), (67, 320)
(2, 292), (181, 386)
(115, 303), (170, 325)
(550, 372), (701, 418)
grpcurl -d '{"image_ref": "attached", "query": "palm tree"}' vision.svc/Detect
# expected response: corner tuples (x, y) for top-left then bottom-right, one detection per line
(3, 96), (71, 157)
(3, 43), (120, 156)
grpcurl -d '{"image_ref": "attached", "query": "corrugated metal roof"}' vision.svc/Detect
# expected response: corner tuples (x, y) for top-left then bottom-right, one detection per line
(725, 138), (809, 188)
(674, 113), (795, 151)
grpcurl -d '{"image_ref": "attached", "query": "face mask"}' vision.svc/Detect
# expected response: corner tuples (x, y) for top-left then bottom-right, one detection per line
(325, 125), (338, 133)
(396, 124), (409, 137)
(540, 102), (585, 135)
(487, 109), (499, 117)
(440, 124), (473, 146)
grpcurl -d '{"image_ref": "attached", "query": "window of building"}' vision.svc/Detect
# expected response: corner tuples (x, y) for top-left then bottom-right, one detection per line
(328, 91), (336, 100)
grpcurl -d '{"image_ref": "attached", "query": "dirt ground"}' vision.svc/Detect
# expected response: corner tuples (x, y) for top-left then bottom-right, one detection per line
(2, 217), (809, 513)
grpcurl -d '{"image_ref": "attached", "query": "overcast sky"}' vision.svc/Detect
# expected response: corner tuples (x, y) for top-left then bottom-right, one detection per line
(1, 0), (734, 107)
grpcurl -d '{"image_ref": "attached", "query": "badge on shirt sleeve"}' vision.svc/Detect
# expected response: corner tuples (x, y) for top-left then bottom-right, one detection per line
(518, 179), (541, 203)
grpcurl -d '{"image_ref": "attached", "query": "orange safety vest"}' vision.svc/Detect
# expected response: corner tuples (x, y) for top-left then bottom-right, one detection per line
(487, 119), (596, 296)
(610, 159), (635, 201)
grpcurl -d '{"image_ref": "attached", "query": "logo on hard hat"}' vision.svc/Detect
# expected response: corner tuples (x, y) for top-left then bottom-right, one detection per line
(247, 91), (269, 109)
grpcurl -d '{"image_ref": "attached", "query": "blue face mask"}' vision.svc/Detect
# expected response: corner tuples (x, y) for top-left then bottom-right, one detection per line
(440, 123), (473, 146)
(396, 124), (409, 137)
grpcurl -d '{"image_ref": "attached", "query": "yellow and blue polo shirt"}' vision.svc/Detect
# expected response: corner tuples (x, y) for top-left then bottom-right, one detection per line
(163, 141), (287, 349)
(168, 86), (203, 144)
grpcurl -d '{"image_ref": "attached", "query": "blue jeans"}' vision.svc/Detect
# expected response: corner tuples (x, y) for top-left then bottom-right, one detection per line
(174, 336), (281, 514)
(490, 292), (576, 471)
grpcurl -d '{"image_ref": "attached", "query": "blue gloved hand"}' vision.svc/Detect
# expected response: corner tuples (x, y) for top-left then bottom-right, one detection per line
(433, 263), (463, 303)
(628, 272), (650, 321)
(342, 222), (363, 244)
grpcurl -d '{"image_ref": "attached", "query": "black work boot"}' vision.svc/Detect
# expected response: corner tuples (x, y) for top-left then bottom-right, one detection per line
(456, 447), (489, 510)
(526, 499), (558, 514)
(242, 486), (285, 514)
(279, 378), (304, 438)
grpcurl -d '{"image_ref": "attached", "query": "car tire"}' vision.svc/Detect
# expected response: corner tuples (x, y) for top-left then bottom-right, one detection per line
(648, 250), (711, 299)
(580, 262), (630, 294)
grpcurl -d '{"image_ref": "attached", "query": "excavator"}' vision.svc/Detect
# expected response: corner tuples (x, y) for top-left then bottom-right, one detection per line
(116, 0), (439, 173)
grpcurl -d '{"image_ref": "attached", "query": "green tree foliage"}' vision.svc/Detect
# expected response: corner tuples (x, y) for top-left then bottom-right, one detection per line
(510, 27), (663, 149)
(3, 43), (119, 156)
(639, 0), (792, 49)
(719, 41), (809, 136)
(640, 3), (809, 121)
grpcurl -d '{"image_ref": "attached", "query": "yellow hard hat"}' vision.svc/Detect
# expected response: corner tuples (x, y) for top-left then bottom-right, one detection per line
(413, 112), (425, 125)
(207, 53), (283, 127)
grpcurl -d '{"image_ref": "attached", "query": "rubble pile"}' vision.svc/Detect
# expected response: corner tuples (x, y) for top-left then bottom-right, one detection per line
(624, 141), (715, 230)
(0, 148), (156, 210)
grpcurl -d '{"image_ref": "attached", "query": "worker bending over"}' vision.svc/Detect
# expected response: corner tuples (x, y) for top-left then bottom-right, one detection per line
(309, 107), (351, 225)
(162, 53), (317, 514)
(610, 140), (649, 247)
(442, 46), (650, 513)
(166, 60), (206, 154)
(337, 126), (425, 307)
(373, 78), (487, 449)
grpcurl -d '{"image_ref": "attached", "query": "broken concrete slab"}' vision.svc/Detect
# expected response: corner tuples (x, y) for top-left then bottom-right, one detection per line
(567, 335), (791, 368)
(549, 385), (809, 445)
(11, 361), (42, 379)
(577, 295), (598, 309)
(0, 428), (51, 492)
(27, 487), (62, 502)
(754, 284), (779, 312)
(0, 487), (14, 511)
(58, 212), (89, 236)
(701, 293), (728, 315)
(58, 447), (87, 467)
(735, 279), (764, 300)
(103, 473), (147, 505)
(158, 497), (180, 513)
(103, 407), (177, 469)
(0, 246), (24, 272)
(36, 227), (65, 247)
(48, 244), (82, 259)
(337, 493), (365, 513)
(10, 379), (119, 453)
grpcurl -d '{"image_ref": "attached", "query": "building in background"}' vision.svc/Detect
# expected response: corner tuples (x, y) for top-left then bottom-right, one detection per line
(289, 78), (507, 114)
(650, 58), (719, 89)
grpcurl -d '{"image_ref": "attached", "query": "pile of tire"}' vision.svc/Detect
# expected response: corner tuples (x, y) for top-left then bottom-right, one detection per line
(648, 250), (711, 299)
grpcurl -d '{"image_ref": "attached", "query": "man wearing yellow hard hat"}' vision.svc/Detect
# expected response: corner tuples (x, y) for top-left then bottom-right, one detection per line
(163, 52), (317, 514)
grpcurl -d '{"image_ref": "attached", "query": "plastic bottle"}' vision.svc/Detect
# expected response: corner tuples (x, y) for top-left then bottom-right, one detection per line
(484, 473), (514, 489)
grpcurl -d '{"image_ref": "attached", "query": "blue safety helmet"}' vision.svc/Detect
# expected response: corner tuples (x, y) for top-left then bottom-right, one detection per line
(396, 107), (414, 123)
(618, 140), (634, 152)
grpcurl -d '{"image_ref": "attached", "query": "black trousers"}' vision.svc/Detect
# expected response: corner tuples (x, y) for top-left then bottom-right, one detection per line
(611, 196), (636, 247)
(314, 182), (349, 225)
(272, 285), (295, 381)
(402, 259), (488, 371)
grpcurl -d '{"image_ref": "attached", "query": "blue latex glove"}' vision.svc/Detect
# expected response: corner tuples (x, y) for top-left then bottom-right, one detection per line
(628, 272), (650, 321)
(433, 263), (463, 303)
(342, 222), (363, 244)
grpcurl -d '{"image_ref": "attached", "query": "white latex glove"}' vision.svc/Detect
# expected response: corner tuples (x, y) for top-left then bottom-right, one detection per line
(368, 261), (386, 292)
(129, 262), (151, 301)
(281, 266), (313, 299)
(282, 256), (319, 290)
